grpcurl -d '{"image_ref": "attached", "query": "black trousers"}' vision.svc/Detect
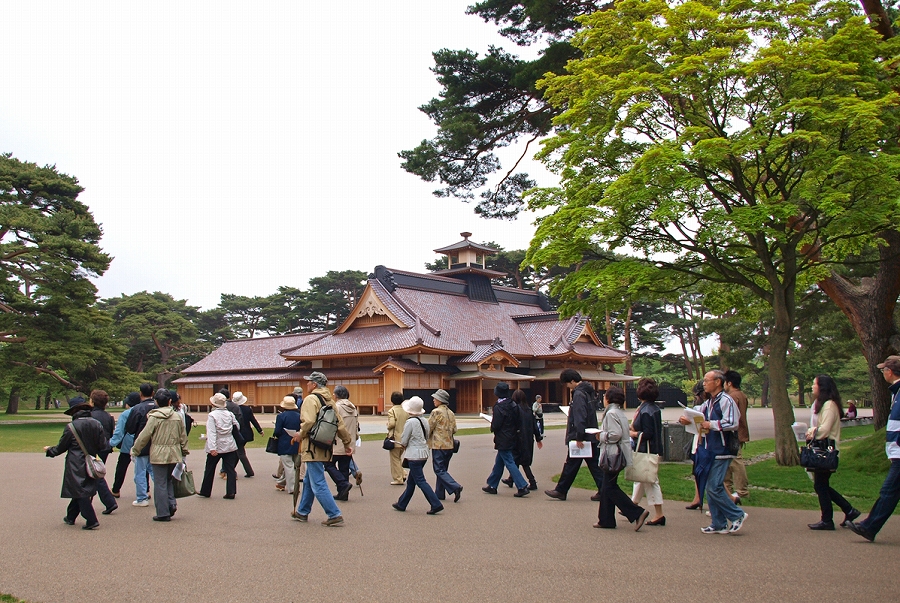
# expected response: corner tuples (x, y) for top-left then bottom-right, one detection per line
(200, 451), (238, 497)
(555, 446), (604, 494)
(325, 456), (352, 492)
(111, 452), (131, 494)
(813, 469), (852, 522)
(598, 469), (645, 528)
(236, 441), (254, 476)
(66, 497), (98, 526)
(95, 451), (117, 510)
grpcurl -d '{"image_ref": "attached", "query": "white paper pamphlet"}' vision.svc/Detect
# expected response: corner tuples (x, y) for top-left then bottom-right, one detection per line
(560, 406), (570, 417)
(682, 407), (705, 436)
(479, 412), (493, 423)
(172, 461), (185, 481)
(585, 428), (601, 434)
(568, 440), (592, 458)
(285, 428), (299, 438)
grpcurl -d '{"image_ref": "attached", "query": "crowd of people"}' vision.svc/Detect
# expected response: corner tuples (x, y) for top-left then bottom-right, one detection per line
(43, 358), (900, 542)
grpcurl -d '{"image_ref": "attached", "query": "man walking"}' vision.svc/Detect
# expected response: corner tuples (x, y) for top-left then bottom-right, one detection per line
(290, 372), (352, 527)
(124, 383), (157, 507)
(483, 383), (530, 497)
(544, 369), (604, 502)
(679, 370), (747, 534)
(723, 370), (750, 505)
(429, 389), (463, 502)
(848, 355), (900, 542)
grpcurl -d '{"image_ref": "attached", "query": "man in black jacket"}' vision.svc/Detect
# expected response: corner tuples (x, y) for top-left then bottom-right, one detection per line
(482, 383), (530, 497)
(124, 383), (157, 507)
(545, 369), (605, 501)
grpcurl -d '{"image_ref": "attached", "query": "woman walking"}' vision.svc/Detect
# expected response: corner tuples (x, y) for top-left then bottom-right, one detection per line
(630, 378), (666, 526)
(44, 397), (108, 530)
(234, 391), (264, 477)
(392, 397), (443, 514)
(805, 374), (860, 530)
(326, 386), (359, 501)
(130, 389), (189, 521)
(89, 390), (119, 515)
(502, 389), (542, 490)
(273, 396), (302, 494)
(386, 391), (409, 485)
(199, 393), (240, 499)
(429, 389), (462, 502)
(594, 386), (649, 531)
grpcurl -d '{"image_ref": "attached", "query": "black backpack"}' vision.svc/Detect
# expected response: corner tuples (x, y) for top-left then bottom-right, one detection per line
(307, 393), (339, 450)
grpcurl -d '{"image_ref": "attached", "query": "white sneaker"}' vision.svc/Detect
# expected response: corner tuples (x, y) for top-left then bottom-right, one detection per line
(730, 512), (748, 533)
(701, 525), (729, 534)
(132, 500), (149, 507)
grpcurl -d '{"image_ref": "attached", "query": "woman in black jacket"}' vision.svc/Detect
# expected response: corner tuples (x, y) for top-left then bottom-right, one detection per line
(44, 397), (109, 530)
(630, 377), (666, 526)
(89, 390), (119, 515)
(502, 389), (543, 490)
(234, 392), (263, 477)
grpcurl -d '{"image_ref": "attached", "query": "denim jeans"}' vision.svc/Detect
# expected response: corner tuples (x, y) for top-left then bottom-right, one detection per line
(297, 461), (341, 519)
(431, 449), (461, 499)
(707, 458), (745, 530)
(396, 459), (442, 510)
(133, 455), (153, 502)
(860, 458), (900, 536)
(486, 449), (527, 490)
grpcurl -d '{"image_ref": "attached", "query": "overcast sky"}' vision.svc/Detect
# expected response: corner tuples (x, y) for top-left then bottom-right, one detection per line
(2, 1), (553, 310)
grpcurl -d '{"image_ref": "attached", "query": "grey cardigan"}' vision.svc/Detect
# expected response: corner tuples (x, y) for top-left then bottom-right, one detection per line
(401, 416), (430, 460)
(597, 404), (634, 468)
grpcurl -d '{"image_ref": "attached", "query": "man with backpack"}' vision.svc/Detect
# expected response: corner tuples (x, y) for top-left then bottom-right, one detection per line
(544, 369), (605, 502)
(124, 383), (157, 507)
(290, 372), (352, 527)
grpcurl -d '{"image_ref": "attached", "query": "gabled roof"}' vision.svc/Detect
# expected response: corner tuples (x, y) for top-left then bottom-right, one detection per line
(456, 340), (520, 367)
(181, 332), (327, 374)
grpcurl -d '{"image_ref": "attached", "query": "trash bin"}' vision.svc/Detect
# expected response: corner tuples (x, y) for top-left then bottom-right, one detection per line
(662, 422), (692, 462)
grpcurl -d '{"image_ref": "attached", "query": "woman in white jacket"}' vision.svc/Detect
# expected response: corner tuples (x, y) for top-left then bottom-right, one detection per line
(198, 393), (240, 499)
(391, 397), (443, 514)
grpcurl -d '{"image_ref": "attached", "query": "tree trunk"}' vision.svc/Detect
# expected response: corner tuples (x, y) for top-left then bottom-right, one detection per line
(761, 375), (769, 408)
(818, 229), (900, 429)
(35, 395), (42, 410)
(623, 304), (633, 375)
(44, 389), (50, 410)
(605, 307), (613, 346)
(5, 387), (19, 415)
(796, 376), (806, 408)
(770, 293), (800, 465)
(859, 0), (894, 40)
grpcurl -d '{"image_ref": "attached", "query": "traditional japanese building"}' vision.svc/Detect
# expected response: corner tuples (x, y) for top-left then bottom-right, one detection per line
(175, 233), (633, 413)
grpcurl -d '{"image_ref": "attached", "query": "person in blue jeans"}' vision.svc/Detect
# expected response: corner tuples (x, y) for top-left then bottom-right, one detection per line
(483, 383), (529, 497)
(291, 372), (352, 526)
(429, 389), (462, 503)
(392, 397), (443, 514)
(680, 370), (747, 534)
(849, 355), (900, 542)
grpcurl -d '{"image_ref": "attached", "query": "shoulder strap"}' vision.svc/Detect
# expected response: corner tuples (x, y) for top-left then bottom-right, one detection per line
(67, 423), (90, 455)
(415, 417), (426, 439)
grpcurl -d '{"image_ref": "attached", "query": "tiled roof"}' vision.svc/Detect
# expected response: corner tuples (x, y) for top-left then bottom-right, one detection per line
(457, 340), (511, 364)
(174, 370), (304, 384)
(181, 332), (326, 373)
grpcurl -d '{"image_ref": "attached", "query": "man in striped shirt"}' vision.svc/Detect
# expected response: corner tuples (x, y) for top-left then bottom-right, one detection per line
(848, 355), (900, 542)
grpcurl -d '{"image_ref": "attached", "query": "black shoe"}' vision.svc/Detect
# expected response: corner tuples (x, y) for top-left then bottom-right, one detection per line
(528, 481), (538, 491)
(453, 486), (463, 503)
(544, 489), (567, 501)
(391, 503), (405, 512)
(82, 523), (99, 530)
(102, 504), (118, 515)
(842, 508), (861, 527)
(482, 486), (498, 495)
(244, 473), (254, 478)
(169, 507), (177, 517)
(152, 516), (171, 522)
(685, 502), (702, 510)
(646, 516), (666, 526)
(334, 487), (350, 502)
(847, 521), (875, 542)
(808, 521), (835, 531)
(197, 493), (210, 498)
(63, 517), (76, 526)
(223, 494), (235, 500)
(591, 492), (602, 502)
(501, 477), (514, 488)
(427, 505), (444, 515)
(514, 488), (530, 498)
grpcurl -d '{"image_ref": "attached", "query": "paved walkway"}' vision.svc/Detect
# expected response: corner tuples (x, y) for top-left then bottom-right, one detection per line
(0, 424), (895, 603)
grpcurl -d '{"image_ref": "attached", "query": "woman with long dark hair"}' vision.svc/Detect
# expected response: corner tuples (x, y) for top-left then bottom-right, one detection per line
(805, 374), (860, 530)
(630, 378), (665, 525)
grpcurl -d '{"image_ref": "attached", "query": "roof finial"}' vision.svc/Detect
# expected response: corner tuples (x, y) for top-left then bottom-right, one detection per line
(460, 231), (471, 240)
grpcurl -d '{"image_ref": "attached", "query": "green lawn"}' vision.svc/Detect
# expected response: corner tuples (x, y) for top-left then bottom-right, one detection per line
(568, 425), (898, 514)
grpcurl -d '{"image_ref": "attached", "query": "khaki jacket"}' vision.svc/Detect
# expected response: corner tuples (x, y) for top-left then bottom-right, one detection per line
(131, 406), (189, 464)
(428, 405), (457, 450)
(332, 398), (359, 456)
(298, 387), (351, 463)
(387, 404), (409, 440)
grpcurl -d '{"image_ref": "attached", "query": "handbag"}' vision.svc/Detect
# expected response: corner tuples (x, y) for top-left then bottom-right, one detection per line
(625, 433), (659, 483)
(68, 424), (107, 479)
(383, 436), (395, 451)
(598, 441), (626, 472)
(265, 436), (279, 454)
(452, 438), (460, 453)
(173, 462), (196, 498)
(800, 431), (839, 471)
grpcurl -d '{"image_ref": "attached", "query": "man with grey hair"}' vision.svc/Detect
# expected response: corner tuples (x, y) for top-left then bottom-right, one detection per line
(679, 370), (747, 534)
